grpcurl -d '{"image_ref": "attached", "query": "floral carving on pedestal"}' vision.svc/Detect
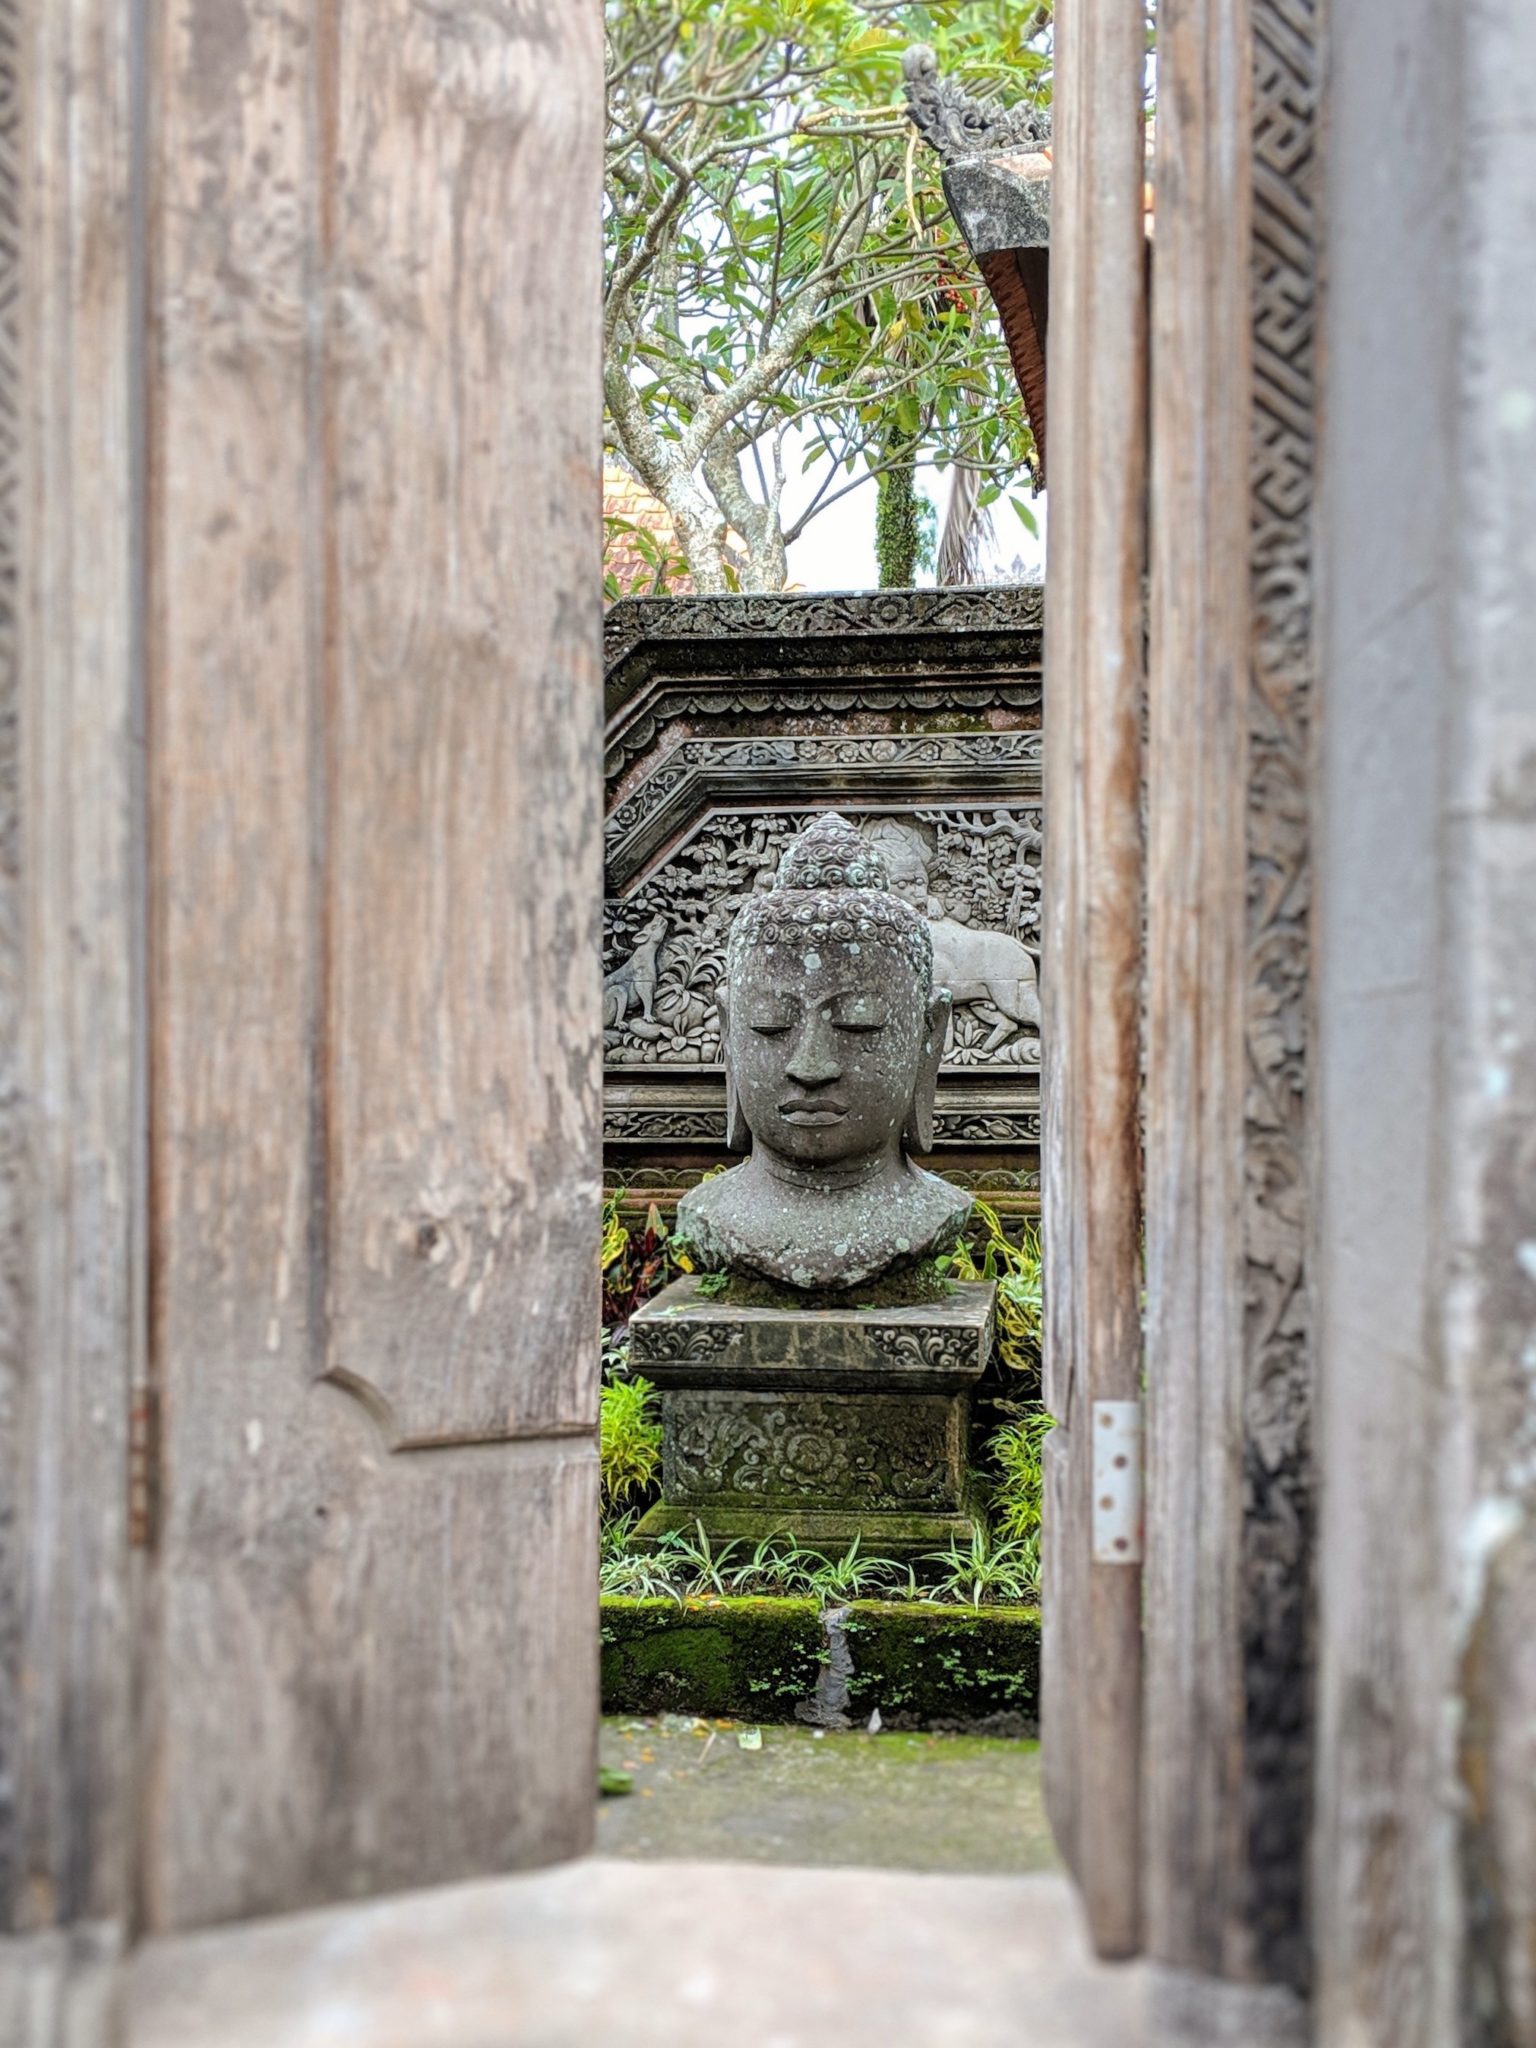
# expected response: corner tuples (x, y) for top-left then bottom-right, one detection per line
(868, 1325), (978, 1376)
(634, 1320), (739, 1368)
(666, 1392), (956, 1509)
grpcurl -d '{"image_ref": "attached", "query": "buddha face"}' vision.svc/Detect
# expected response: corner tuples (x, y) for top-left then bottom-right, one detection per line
(725, 940), (943, 1166)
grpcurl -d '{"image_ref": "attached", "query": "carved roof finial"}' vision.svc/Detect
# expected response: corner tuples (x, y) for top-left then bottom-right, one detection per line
(901, 44), (1051, 164)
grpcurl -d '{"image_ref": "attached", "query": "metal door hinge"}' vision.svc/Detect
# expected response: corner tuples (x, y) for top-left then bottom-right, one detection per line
(1092, 1399), (1142, 1563)
(128, 1388), (160, 1549)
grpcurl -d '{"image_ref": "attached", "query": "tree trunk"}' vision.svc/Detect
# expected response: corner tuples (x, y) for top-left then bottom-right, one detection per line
(876, 448), (921, 587)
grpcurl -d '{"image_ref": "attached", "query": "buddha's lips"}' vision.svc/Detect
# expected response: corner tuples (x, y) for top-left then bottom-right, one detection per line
(778, 1098), (849, 1126)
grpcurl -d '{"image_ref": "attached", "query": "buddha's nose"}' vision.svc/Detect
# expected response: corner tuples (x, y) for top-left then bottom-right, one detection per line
(785, 1028), (842, 1089)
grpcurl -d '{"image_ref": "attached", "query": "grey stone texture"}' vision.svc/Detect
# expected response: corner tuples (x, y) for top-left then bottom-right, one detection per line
(125, 1862), (1158, 2048)
(676, 813), (972, 1291)
(901, 42), (1051, 161)
(631, 1276), (993, 1555)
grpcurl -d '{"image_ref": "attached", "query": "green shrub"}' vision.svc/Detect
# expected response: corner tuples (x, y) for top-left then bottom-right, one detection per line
(600, 1374), (663, 1510)
(941, 1198), (1042, 1385)
(988, 1409), (1053, 1546)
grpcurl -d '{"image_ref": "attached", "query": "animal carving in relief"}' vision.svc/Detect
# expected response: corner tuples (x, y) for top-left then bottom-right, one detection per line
(603, 913), (668, 1036)
(928, 919), (1042, 1055)
(861, 819), (1041, 1055)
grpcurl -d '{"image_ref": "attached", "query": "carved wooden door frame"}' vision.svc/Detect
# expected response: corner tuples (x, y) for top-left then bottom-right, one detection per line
(1042, 0), (1323, 2001)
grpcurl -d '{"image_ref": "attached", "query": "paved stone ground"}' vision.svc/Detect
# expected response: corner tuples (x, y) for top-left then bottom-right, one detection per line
(120, 1724), (1304, 2043)
(597, 1715), (1060, 1873)
(127, 1860), (1150, 2048)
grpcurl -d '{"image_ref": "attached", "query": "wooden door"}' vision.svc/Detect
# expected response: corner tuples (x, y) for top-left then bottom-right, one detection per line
(2, 0), (606, 1950)
(1039, 0), (1149, 1963)
(136, 0), (606, 1932)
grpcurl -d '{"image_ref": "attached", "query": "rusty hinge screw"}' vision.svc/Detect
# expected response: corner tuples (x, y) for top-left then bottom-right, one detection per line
(128, 1388), (160, 1549)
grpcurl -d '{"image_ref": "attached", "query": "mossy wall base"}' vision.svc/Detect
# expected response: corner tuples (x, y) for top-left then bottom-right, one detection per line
(600, 1595), (1041, 1732)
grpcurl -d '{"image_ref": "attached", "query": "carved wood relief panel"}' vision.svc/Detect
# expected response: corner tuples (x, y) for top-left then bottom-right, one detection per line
(1240, 0), (1321, 1984)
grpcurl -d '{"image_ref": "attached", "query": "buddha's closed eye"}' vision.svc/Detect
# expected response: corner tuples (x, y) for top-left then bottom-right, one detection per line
(829, 995), (889, 1031)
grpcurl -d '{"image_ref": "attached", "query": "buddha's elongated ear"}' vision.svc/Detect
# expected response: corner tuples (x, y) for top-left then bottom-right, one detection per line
(903, 988), (951, 1153)
(717, 986), (751, 1152)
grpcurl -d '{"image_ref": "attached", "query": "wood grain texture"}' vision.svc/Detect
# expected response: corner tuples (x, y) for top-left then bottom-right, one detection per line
(1142, 0), (1257, 1981)
(326, 0), (603, 1448)
(1040, 0), (1147, 1963)
(144, 0), (603, 1929)
(977, 249), (1048, 482)
(150, 1437), (598, 1930)
(1, 0), (140, 1939)
(1442, 11), (1536, 2025)
(1144, 0), (1323, 1991)
(1308, 0), (1454, 2034)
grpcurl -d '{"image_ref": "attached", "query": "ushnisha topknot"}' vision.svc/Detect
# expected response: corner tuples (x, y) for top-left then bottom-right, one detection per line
(773, 811), (889, 892)
(727, 812), (933, 986)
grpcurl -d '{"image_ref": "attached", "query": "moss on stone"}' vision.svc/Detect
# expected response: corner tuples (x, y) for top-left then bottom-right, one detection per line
(600, 1597), (826, 1718)
(600, 1595), (1041, 1730)
(889, 708), (998, 735)
(840, 1601), (1040, 1730)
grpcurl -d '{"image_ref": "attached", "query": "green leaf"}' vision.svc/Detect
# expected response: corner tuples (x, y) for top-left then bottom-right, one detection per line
(604, 0), (1050, 584)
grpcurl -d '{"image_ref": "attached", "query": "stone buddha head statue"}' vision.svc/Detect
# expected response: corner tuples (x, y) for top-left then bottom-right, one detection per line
(676, 813), (972, 1291)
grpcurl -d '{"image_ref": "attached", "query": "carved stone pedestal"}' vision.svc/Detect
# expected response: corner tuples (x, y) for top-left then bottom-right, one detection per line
(630, 1278), (995, 1557)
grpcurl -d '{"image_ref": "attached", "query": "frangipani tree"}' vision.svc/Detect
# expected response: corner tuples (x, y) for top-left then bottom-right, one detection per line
(604, 0), (1051, 594)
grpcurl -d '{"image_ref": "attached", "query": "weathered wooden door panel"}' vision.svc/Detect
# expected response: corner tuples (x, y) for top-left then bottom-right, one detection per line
(149, 1437), (597, 1927)
(3, 0), (141, 1949)
(1040, 0), (1149, 1962)
(143, 0), (603, 1930)
(326, 0), (603, 1450)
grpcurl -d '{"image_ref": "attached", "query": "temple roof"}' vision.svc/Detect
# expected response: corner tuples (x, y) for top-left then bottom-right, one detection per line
(903, 47), (1153, 487)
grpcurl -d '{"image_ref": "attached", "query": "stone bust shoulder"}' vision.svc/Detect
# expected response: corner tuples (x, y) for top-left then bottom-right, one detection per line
(676, 813), (971, 1291)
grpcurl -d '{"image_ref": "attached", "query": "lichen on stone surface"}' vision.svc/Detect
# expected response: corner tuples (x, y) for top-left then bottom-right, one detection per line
(716, 1263), (955, 1312)
(677, 812), (972, 1293)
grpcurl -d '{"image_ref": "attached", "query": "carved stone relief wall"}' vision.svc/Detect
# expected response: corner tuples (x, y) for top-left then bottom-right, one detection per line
(605, 794), (1043, 1070)
(603, 591), (1045, 1189)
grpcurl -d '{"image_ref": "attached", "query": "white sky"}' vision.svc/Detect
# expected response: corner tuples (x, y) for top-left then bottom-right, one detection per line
(783, 453), (1047, 592)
